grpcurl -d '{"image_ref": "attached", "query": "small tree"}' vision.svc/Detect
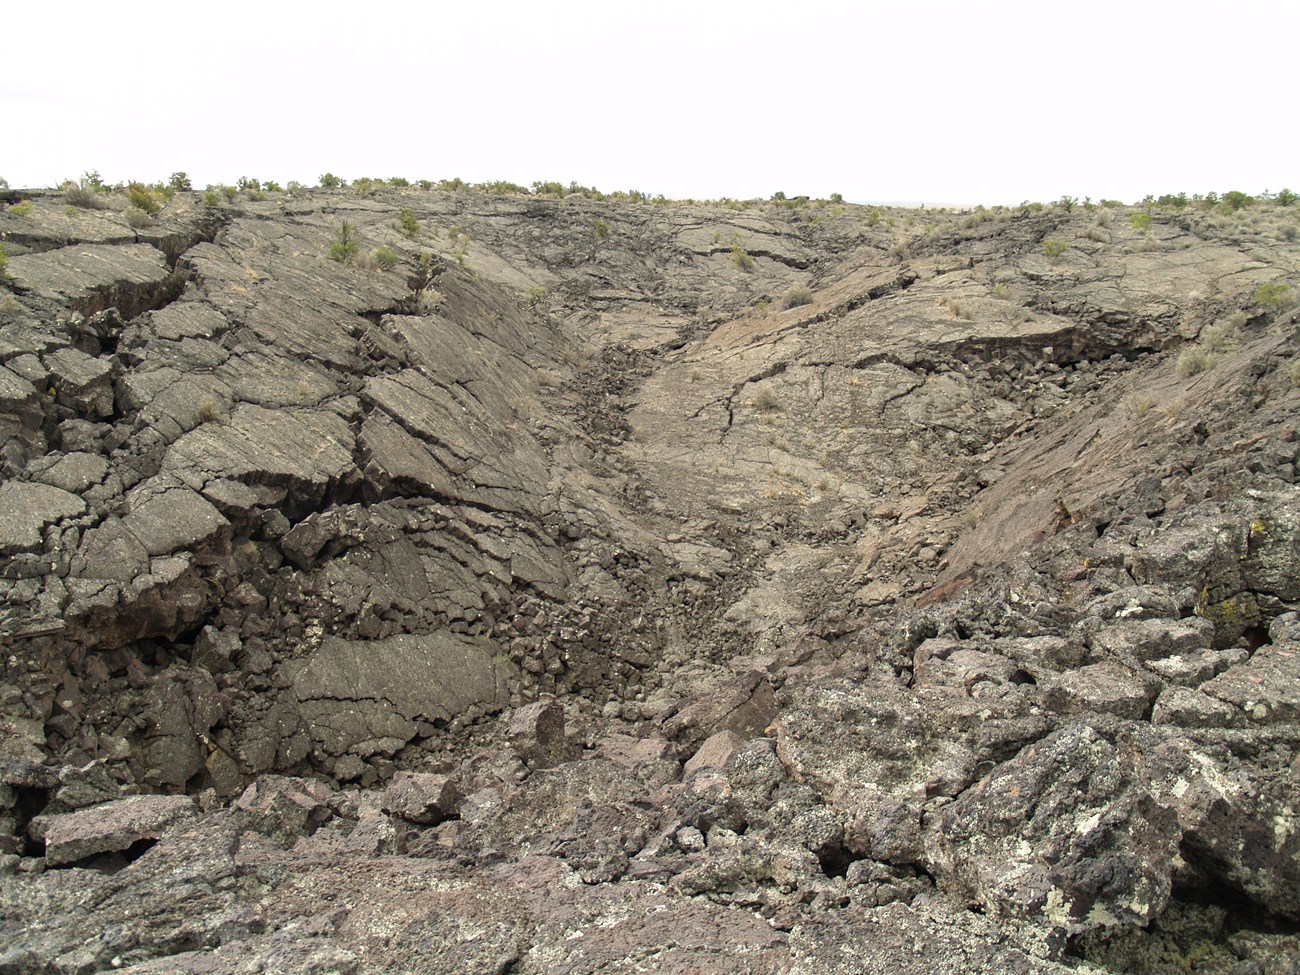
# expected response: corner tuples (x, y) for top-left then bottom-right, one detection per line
(319, 172), (344, 188)
(329, 221), (360, 262)
(169, 172), (192, 191)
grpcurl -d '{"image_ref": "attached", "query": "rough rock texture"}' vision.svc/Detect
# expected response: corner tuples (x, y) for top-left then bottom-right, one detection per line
(2, 186), (1299, 972)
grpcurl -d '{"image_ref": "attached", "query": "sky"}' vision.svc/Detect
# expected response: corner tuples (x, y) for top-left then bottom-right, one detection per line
(3, 0), (1296, 206)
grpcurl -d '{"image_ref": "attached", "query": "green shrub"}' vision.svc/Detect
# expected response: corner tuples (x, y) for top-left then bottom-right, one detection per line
(0, 243), (8, 282)
(783, 285), (813, 309)
(448, 224), (467, 241)
(1130, 212), (1152, 231)
(731, 244), (755, 271)
(221, 185), (238, 202)
(373, 246), (399, 271)
(1276, 188), (1298, 207)
(263, 181), (282, 192)
(127, 182), (161, 214)
(1042, 239), (1069, 262)
(237, 176), (260, 192)
(328, 221), (360, 262)
(125, 206), (153, 229)
(202, 190), (221, 207)
(1222, 190), (1254, 211)
(1254, 281), (1294, 310)
(9, 200), (33, 217)
(0, 177), (7, 189)
(319, 172), (344, 188)
(1291, 358), (1300, 387)
(387, 176), (410, 188)
(169, 172), (192, 191)
(829, 192), (844, 204)
(525, 286), (549, 306)
(590, 218), (610, 239)
(397, 208), (420, 238)
(867, 208), (881, 227)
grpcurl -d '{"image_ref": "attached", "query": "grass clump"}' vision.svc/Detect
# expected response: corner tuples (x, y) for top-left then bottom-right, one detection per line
(125, 207), (153, 229)
(783, 285), (813, 309)
(1176, 347), (1214, 377)
(373, 246), (399, 271)
(63, 177), (111, 209)
(9, 200), (33, 217)
(1131, 212), (1152, 232)
(0, 242), (8, 283)
(525, 286), (549, 306)
(328, 221), (360, 262)
(752, 387), (781, 413)
(397, 208), (420, 238)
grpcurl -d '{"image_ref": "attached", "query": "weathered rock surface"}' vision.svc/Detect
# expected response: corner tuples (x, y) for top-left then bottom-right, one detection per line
(1, 185), (1298, 972)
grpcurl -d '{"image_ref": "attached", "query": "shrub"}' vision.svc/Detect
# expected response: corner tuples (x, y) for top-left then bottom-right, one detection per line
(1201, 317), (1241, 355)
(752, 387), (780, 412)
(448, 224), (467, 241)
(319, 172), (344, 188)
(783, 285), (813, 309)
(9, 200), (33, 217)
(590, 218), (610, 239)
(525, 286), (549, 306)
(169, 172), (192, 191)
(1130, 212), (1152, 231)
(1222, 190), (1254, 211)
(1291, 358), (1300, 387)
(388, 176), (410, 188)
(237, 176), (260, 192)
(417, 289), (444, 313)
(124, 206), (153, 229)
(1254, 281), (1294, 310)
(0, 177), (7, 189)
(867, 208), (881, 227)
(263, 181), (282, 192)
(992, 282), (1010, 299)
(328, 221), (360, 262)
(830, 192), (844, 204)
(221, 185), (237, 202)
(0, 243), (8, 282)
(731, 245), (755, 271)
(202, 190), (221, 207)
(397, 208), (420, 238)
(63, 179), (110, 209)
(1042, 239), (1069, 262)
(127, 182), (161, 214)
(1276, 188), (1298, 207)
(1177, 347), (1214, 377)
(373, 246), (399, 271)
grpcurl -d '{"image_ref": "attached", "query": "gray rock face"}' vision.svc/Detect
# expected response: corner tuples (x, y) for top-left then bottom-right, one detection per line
(1, 187), (1298, 972)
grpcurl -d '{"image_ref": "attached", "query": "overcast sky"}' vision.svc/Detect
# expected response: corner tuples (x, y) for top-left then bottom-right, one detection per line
(4, 0), (1295, 205)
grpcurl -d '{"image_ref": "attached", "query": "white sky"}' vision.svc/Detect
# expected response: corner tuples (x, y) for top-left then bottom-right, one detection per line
(4, 0), (1296, 205)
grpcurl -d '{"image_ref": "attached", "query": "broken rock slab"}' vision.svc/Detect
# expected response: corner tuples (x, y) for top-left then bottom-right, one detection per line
(382, 771), (461, 825)
(32, 793), (196, 867)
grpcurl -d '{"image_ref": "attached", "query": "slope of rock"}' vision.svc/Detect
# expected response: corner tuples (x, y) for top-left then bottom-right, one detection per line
(1, 185), (1298, 972)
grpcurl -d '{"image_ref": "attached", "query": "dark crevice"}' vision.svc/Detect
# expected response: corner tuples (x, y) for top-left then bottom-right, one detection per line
(816, 840), (855, 878)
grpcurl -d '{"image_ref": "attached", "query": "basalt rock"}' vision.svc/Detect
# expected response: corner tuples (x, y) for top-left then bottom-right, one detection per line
(1, 187), (1298, 973)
